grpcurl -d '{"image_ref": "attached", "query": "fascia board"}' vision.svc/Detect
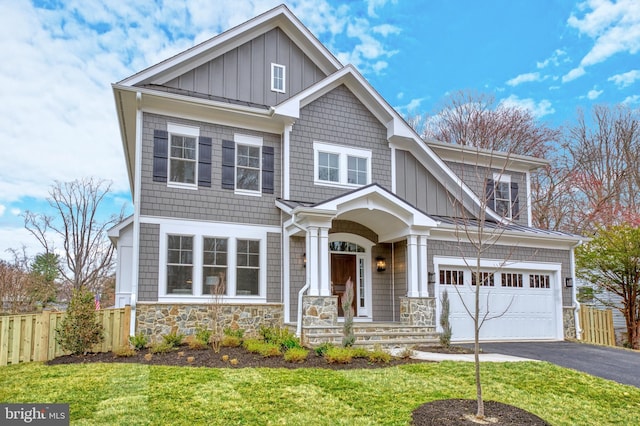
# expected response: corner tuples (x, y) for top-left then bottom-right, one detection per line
(118, 6), (341, 87)
(112, 85), (138, 192)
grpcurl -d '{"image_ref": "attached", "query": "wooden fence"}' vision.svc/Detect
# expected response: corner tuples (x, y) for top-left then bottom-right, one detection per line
(0, 306), (130, 366)
(580, 305), (616, 346)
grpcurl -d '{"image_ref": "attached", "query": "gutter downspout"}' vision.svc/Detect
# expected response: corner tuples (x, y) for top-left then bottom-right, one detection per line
(129, 92), (143, 336)
(571, 240), (583, 340)
(288, 213), (309, 338)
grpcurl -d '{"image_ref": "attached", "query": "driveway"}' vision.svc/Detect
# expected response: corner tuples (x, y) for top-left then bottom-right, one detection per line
(469, 341), (640, 388)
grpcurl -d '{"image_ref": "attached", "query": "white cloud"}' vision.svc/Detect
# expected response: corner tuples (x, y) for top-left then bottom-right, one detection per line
(623, 94), (640, 105)
(537, 49), (567, 68)
(608, 70), (640, 87)
(587, 88), (603, 99)
(499, 95), (555, 118)
(567, 0), (640, 76)
(366, 0), (397, 18)
(372, 24), (401, 37)
(0, 205), (5, 217)
(563, 66), (586, 82)
(10, 208), (21, 216)
(506, 72), (543, 86)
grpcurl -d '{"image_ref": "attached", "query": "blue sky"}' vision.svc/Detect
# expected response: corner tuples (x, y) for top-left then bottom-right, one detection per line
(1, 0), (638, 260)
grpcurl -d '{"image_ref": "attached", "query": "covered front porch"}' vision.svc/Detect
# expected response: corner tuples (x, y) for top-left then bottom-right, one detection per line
(278, 184), (441, 348)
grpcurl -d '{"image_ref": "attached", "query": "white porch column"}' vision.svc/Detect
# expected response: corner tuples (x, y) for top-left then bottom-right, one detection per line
(418, 235), (429, 297)
(307, 226), (320, 296)
(318, 227), (331, 296)
(407, 235), (419, 297)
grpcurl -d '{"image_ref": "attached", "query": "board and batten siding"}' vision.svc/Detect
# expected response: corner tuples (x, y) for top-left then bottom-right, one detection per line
(288, 85), (392, 203)
(163, 28), (326, 107)
(140, 113), (281, 227)
(395, 150), (462, 217)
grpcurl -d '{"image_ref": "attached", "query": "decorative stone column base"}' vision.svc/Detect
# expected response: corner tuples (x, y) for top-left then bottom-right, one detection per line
(563, 306), (576, 339)
(400, 297), (436, 327)
(302, 296), (338, 327)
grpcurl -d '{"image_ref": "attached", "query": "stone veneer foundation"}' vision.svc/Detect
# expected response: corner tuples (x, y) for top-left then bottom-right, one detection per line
(399, 297), (436, 327)
(563, 306), (576, 339)
(135, 303), (283, 342)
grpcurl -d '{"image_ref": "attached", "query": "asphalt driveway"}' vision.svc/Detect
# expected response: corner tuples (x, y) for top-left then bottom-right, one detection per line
(468, 341), (640, 388)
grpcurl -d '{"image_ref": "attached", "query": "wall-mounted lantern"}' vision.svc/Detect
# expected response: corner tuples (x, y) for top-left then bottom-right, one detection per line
(565, 277), (573, 288)
(428, 272), (436, 285)
(302, 253), (306, 268)
(375, 256), (386, 272)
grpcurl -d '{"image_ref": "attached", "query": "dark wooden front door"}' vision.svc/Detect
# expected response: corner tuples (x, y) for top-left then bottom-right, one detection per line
(331, 253), (357, 317)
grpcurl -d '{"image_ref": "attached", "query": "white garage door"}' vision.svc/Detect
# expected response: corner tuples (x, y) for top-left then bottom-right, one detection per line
(437, 267), (561, 342)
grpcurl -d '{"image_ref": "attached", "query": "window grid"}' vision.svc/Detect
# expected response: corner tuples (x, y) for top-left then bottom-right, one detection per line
(472, 271), (494, 286)
(501, 273), (523, 288)
(236, 239), (260, 296)
(203, 237), (227, 295)
(318, 152), (340, 182)
(169, 135), (196, 184)
(167, 235), (193, 294)
(347, 156), (367, 185)
(494, 181), (512, 218)
(440, 269), (464, 285)
(529, 274), (550, 289)
(236, 144), (261, 191)
(271, 64), (285, 92)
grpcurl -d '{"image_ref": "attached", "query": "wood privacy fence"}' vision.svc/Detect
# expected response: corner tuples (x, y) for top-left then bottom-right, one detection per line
(0, 306), (131, 366)
(580, 305), (616, 346)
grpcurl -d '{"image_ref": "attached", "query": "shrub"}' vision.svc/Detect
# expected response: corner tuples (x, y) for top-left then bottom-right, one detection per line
(188, 340), (208, 350)
(114, 345), (137, 358)
(194, 327), (212, 345)
(368, 349), (391, 364)
(162, 332), (184, 348)
(341, 278), (356, 347)
(259, 326), (302, 351)
(221, 335), (242, 348)
(55, 287), (104, 355)
(284, 347), (309, 363)
(314, 342), (334, 357)
(350, 347), (371, 359)
(439, 289), (452, 348)
(149, 341), (175, 354)
(243, 339), (281, 357)
(129, 332), (148, 351)
(223, 327), (245, 339)
(324, 347), (353, 364)
(397, 347), (414, 359)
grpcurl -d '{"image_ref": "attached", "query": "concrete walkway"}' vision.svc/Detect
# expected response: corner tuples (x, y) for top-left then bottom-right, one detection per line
(390, 347), (535, 362)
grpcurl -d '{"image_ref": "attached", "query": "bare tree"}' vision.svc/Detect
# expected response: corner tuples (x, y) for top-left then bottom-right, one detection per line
(24, 178), (123, 294)
(0, 248), (56, 313)
(564, 105), (640, 234)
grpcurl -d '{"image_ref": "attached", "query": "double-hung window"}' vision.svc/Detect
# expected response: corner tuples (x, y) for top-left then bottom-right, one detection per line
(271, 63), (286, 93)
(236, 144), (261, 192)
(168, 124), (199, 186)
(314, 142), (371, 187)
(203, 237), (227, 295)
(236, 239), (260, 295)
(222, 134), (274, 195)
(167, 235), (194, 294)
(486, 173), (520, 219)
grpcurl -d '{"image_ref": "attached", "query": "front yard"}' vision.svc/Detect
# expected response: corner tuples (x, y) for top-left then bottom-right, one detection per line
(1, 361), (639, 425)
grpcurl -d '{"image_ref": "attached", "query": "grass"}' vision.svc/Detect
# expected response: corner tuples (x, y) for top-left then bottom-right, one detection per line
(1, 361), (639, 425)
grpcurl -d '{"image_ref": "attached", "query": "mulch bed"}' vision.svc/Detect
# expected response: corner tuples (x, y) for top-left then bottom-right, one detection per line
(48, 345), (547, 424)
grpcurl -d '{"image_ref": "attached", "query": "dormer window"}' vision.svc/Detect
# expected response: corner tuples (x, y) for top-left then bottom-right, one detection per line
(271, 63), (285, 93)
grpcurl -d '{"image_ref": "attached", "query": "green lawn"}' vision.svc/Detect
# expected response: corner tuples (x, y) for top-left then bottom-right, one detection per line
(1, 361), (639, 425)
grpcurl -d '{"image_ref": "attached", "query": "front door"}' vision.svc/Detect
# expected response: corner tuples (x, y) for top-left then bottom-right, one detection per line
(331, 253), (357, 317)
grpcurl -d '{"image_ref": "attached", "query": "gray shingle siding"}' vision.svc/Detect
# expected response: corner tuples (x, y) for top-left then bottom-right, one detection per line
(289, 85), (392, 203)
(138, 223), (160, 302)
(267, 232), (282, 303)
(140, 113), (281, 226)
(288, 236), (306, 321)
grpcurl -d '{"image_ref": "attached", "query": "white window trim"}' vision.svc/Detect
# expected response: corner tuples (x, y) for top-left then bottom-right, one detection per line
(167, 123), (200, 190)
(158, 221), (268, 303)
(313, 142), (372, 189)
(234, 134), (263, 197)
(271, 63), (286, 93)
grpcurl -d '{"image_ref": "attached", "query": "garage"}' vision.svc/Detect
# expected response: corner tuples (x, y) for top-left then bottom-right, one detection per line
(434, 258), (563, 342)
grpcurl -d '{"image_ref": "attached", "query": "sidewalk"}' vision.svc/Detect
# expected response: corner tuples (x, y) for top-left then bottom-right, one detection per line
(390, 347), (536, 362)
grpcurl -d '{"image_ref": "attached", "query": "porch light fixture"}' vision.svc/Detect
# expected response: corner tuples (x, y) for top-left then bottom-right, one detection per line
(375, 256), (386, 272)
(565, 277), (573, 288)
(302, 253), (306, 268)
(428, 272), (435, 285)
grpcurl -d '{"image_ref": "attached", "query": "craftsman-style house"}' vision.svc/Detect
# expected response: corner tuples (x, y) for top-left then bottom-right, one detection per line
(109, 5), (582, 346)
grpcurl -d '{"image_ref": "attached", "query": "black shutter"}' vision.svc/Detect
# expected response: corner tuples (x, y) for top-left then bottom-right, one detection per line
(485, 179), (495, 210)
(153, 130), (168, 182)
(262, 146), (274, 194)
(511, 182), (520, 219)
(198, 136), (212, 187)
(221, 140), (235, 189)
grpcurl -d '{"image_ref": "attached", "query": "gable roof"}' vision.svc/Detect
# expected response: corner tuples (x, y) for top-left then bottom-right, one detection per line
(118, 4), (341, 87)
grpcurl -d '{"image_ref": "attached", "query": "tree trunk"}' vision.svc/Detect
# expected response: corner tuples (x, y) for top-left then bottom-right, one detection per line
(475, 268), (484, 419)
